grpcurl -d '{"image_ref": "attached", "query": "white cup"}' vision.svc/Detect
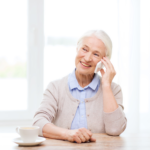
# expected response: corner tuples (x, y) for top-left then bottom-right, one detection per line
(16, 126), (39, 143)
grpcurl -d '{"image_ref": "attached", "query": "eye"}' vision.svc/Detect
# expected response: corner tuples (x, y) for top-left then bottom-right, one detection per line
(94, 53), (99, 57)
(82, 48), (87, 51)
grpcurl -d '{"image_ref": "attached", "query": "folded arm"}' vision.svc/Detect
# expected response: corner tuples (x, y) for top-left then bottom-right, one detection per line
(32, 82), (95, 143)
(103, 84), (127, 135)
(100, 57), (127, 135)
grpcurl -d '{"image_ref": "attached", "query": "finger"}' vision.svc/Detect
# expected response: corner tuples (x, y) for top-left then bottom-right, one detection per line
(102, 57), (112, 69)
(68, 137), (74, 143)
(80, 128), (92, 141)
(101, 59), (110, 70)
(74, 136), (81, 143)
(80, 130), (91, 141)
(89, 137), (96, 142)
(103, 57), (116, 74)
(100, 69), (105, 76)
(78, 128), (87, 142)
(83, 128), (92, 137)
(79, 132), (86, 143)
(103, 57), (114, 71)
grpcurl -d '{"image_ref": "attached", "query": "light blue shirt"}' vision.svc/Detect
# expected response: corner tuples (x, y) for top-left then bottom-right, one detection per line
(68, 69), (100, 130)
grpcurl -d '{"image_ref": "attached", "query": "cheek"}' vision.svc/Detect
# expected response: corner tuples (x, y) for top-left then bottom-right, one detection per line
(75, 54), (80, 66)
(93, 58), (101, 67)
(75, 52), (84, 66)
(76, 51), (84, 60)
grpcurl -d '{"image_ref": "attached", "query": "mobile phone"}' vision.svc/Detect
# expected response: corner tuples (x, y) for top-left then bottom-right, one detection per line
(94, 61), (104, 73)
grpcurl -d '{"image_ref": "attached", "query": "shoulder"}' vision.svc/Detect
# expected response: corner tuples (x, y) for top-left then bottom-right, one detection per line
(46, 75), (68, 92)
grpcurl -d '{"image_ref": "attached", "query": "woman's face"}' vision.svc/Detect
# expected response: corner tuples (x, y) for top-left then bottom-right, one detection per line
(75, 36), (106, 76)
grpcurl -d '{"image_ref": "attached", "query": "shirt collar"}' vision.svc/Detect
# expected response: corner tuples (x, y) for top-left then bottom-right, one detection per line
(68, 69), (100, 91)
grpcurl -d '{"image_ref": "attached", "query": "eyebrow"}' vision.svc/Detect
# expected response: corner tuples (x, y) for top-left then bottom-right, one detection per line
(83, 45), (102, 55)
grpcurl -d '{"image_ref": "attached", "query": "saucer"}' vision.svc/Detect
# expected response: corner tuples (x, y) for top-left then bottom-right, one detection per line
(13, 137), (46, 146)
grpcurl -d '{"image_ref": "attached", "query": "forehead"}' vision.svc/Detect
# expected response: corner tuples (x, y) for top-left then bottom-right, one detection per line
(81, 36), (106, 53)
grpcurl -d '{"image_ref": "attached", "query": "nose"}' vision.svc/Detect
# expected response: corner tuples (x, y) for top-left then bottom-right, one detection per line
(84, 52), (92, 62)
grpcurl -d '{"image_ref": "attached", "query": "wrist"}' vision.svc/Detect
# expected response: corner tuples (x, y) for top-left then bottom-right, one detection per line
(102, 83), (111, 89)
(63, 129), (69, 141)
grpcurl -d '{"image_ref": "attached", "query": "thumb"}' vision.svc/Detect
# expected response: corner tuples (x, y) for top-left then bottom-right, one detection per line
(90, 137), (96, 142)
(100, 69), (105, 76)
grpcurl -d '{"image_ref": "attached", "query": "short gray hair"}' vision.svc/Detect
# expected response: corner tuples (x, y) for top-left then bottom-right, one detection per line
(77, 30), (112, 59)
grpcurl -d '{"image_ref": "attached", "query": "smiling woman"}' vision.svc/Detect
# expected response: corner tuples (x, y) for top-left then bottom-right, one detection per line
(33, 30), (127, 143)
(75, 30), (112, 87)
(75, 36), (106, 79)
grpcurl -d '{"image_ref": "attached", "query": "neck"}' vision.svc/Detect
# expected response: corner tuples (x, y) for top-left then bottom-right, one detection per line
(75, 70), (94, 88)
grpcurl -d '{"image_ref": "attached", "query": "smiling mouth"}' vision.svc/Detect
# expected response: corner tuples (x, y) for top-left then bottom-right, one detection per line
(80, 61), (91, 67)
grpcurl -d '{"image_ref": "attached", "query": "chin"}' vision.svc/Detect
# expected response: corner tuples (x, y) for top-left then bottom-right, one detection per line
(76, 67), (94, 75)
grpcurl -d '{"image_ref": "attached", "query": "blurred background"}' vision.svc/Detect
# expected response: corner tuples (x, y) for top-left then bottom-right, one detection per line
(0, 0), (150, 134)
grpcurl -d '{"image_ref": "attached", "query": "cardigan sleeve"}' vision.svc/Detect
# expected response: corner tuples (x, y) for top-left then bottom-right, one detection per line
(103, 84), (127, 136)
(32, 82), (58, 136)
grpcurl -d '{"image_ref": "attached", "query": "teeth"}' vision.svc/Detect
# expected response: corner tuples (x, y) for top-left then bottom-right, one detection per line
(81, 62), (90, 67)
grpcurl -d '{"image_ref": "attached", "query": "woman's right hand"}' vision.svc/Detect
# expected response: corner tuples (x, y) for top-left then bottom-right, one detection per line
(65, 128), (96, 143)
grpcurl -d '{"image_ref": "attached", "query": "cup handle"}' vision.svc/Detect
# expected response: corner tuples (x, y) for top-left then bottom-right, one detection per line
(16, 127), (20, 135)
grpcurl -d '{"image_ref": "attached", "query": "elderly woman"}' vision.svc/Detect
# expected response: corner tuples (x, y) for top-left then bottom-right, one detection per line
(33, 30), (127, 143)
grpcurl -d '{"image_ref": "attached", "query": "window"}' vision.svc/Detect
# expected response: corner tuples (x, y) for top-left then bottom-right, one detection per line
(1, 0), (150, 133)
(0, 0), (44, 120)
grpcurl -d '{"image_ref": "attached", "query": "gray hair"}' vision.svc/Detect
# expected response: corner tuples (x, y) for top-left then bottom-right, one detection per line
(77, 30), (112, 59)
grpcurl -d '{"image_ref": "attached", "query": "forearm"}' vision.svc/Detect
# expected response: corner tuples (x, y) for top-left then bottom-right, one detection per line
(102, 85), (118, 112)
(42, 123), (68, 140)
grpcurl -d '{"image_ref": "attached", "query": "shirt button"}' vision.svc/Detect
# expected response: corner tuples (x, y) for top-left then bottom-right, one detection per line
(86, 100), (88, 102)
(72, 114), (74, 116)
(87, 114), (89, 117)
(89, 129), (91, 131)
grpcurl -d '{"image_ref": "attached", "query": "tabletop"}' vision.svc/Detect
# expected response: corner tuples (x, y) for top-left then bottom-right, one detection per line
(0, 132), (150, 150)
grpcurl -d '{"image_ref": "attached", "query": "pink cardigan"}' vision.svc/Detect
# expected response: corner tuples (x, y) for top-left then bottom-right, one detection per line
(33, 75), (127, 136)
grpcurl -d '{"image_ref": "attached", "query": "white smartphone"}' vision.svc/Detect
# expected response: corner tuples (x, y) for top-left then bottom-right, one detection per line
(94, 61), (104, 73)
